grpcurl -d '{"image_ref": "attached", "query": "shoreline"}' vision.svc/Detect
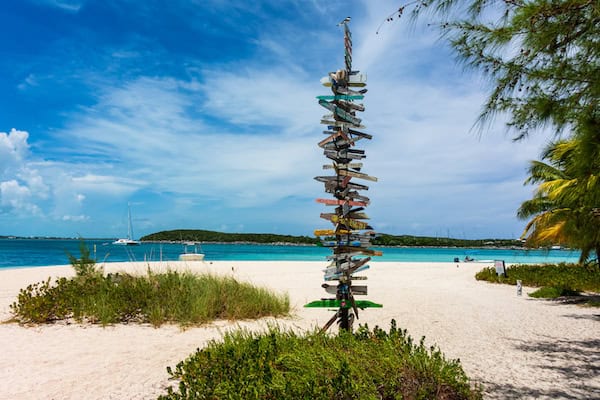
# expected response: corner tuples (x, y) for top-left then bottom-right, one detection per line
(1, 259), (498, 272)
(0, 247), (581, 272)
(1, 261), (598, 399)
(4, 236), (576, 250)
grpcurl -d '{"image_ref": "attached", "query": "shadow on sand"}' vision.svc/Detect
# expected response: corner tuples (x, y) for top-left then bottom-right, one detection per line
(549, 293), (600, 306)
(481, 336), (600, 399)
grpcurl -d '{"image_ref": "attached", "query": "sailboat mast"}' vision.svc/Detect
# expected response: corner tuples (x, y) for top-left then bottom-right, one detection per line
(128, 203), (134, 240)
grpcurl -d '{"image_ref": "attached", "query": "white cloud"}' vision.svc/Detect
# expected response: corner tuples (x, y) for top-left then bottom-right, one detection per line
(200, 68), (319, 134)
(0, 129), (30, 175)
(0, 180), (42, 215)
(62, 214), (89, 222)
(71, 174), (144, 196)
(17, 74), (40, 91)
(0, 129), (119, 229)
(51, 75), (323, 212)
(18, 168), (49, 199)
(33, 0), (85, 12)
(0, 129), (50, 216)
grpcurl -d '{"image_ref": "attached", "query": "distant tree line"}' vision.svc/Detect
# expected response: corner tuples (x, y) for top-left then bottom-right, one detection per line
(140, 229), (522, 248)
(371, 234), (521, 248)
(140, 230), (319, 245)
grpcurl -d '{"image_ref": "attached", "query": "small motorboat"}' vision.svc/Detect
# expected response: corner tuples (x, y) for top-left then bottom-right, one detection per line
(179, 242), (205, 261)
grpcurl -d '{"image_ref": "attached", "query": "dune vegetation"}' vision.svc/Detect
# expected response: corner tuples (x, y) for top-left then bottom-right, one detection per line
(475, 263), (600, 304)
(9, 242), (289, 326)
(159, 321), (482, 400)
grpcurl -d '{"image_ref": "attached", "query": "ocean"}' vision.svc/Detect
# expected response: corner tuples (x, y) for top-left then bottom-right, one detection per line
(0, 239), (581, 270)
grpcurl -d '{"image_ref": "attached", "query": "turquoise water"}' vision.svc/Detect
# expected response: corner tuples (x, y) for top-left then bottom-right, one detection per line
(0, 239), (581, 269)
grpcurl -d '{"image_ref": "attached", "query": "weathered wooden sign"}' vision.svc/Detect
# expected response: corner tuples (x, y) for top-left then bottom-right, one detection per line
(304, 18), (382, 332)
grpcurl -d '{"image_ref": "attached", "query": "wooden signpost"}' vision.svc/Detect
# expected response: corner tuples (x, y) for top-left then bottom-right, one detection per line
(305, 18), (382, 332)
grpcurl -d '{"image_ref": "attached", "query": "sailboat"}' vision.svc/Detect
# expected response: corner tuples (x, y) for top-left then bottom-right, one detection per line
(113, 204), (140, 246)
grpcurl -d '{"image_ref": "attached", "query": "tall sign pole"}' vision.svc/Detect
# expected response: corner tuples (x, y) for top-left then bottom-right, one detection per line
(305, 18), (382, 332)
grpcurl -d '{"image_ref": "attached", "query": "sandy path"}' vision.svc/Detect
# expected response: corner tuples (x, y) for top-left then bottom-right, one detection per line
(0, 261), (598, 399)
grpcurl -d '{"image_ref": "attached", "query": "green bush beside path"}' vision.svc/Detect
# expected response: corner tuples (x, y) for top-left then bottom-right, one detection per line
(475, 262), (600, 302)
(159, 321), (482, 400)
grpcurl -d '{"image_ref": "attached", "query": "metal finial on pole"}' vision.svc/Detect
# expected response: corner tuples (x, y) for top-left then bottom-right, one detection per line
(337, 16), (351, 26)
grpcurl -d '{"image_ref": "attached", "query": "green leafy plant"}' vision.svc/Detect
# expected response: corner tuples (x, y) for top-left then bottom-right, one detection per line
(10, 270), (289, 326)
(528, 286), (580, 299)
(475, 263), (599, 306)
(66, 240), (101, 278)
(159, 320), (482, 400)
(475, 262), (600, 293)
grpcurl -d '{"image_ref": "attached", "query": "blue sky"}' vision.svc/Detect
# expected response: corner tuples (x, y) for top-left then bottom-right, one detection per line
(0, 0), (547, 239)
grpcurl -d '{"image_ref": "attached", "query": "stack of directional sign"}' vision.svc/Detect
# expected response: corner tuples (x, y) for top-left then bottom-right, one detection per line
(305, 19), (382, 332)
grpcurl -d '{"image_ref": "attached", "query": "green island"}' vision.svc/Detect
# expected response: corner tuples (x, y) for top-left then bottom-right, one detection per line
(140, 229), (318, 245)
(140, 229), (524, 248)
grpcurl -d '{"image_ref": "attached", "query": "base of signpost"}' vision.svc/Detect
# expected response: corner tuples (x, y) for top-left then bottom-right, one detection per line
(304, 299), (383, 309)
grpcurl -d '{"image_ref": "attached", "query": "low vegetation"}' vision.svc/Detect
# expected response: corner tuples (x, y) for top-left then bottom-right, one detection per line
(475, 262), (600, 303)
(528, 286), (581, 299)
(372, 234), (522, 248)
(159, 320), (482, 400)
(10, 243), (289, 326)
(10, 271), (290, 326)
(141, 229), (319, 244)
(141, 228), (523, 248)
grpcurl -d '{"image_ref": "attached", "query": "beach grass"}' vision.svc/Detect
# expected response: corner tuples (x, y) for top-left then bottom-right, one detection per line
(9, 241), (289, 326)
(159, 320), (482, 400)
(9, 270), (290, 326)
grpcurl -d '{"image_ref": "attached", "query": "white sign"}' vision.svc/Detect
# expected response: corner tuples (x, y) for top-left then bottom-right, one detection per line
(495, 260), (506, 277)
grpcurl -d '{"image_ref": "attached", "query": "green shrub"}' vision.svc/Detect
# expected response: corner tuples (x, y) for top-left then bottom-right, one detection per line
(66, 240), (101, 278)
(159, 320), (482, 400)
(528, 286), (581, 299)
(10, 270), (289, 326)
(475, 262), (600, 292)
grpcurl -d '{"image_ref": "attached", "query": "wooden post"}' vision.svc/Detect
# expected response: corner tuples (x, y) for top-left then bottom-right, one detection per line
(308, 18), (382, 333)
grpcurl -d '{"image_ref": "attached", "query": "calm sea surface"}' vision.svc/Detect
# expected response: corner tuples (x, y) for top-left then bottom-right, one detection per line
(0, 239), (581, 270)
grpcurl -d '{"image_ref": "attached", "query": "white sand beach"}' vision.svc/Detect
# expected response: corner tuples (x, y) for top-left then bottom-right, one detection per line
(0, 261), (598, 399)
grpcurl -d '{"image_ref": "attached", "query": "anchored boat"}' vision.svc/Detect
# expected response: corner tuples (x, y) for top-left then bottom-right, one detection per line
(113, 204), (140, 246)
